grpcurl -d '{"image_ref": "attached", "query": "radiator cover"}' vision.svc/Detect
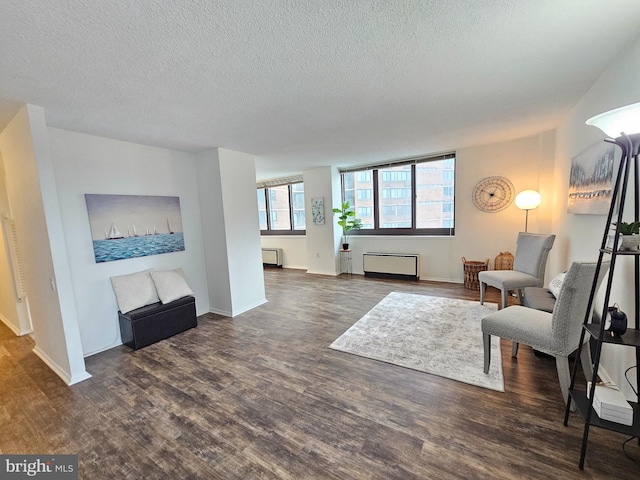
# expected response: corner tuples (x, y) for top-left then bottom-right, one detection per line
(363, 252), (421, 280)
(262, 248), (283, 267)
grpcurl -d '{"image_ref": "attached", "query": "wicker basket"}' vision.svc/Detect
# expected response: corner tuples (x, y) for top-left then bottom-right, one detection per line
(462, 257), (490, 290)
(494, 251), (514, 270)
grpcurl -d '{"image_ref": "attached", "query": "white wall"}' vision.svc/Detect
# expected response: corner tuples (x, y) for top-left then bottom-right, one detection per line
(303, 133), (557, 282)
(551, 34), (640, 401)
(197, 149), (233, 315)
(0, 106), (89, 385)
(303, 166), (343, 275)
(48, 128), (210, 356)
(0, 151), (24, 335)
(260, 236), (307, 269)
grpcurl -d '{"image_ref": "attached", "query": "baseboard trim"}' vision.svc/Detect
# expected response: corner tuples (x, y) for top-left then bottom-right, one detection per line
(209, 298), (268, 317)
(32, 346), (92, 386)
(232, 298), (268, 317)
(0, 312), (32, 336)
(83, 339), (123, 358)
(306, 269), (339, 276)
(209, 307), (232, 317)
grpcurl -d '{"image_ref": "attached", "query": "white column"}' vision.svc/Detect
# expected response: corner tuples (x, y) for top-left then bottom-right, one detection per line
(303, 166), (343, 275)
(0, 104), (90, 385)
(196, 148), (266, 316)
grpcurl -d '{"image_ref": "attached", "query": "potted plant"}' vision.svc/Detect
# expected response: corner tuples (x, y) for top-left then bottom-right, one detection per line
(613, 221), (640, 251)
(332, 201), (362, 250)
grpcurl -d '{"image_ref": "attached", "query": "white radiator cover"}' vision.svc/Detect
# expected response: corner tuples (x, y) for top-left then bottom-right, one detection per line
(363, 252), (421, 279)
(262, 248), (283, 266)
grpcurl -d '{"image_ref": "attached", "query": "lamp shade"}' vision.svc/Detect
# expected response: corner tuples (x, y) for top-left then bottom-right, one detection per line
(586, 102), (640, 137)
(515, 190), (541, 210)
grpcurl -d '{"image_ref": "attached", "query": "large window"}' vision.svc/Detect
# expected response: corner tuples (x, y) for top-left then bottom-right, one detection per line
(257, 182), (306, 235)
(341, 154), (455, 235)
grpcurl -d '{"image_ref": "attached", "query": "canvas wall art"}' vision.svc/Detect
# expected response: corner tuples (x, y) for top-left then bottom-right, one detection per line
(311, 197), (325, 224)
(567, 141), (617, 215)
(85, 194), (184, 263)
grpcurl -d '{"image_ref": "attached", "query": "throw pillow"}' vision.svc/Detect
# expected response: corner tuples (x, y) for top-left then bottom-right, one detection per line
(110, 270), (160, 314)
(548, 271), (566, 298)
(150, 268), (194, 304)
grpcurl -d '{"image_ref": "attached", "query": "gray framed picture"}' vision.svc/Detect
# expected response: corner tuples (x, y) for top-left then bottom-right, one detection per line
(85, 194), (184, 263)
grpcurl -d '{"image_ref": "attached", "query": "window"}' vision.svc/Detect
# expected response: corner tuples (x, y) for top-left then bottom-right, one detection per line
(381, 170), (409, 182)
(357, 206), (372, 217)
(340, 154), (455, 235)
(356, 171), (371, 182)
(291, 183), (306, 230)
(357, 189), (372, 200)
(257, 182), (306, 235)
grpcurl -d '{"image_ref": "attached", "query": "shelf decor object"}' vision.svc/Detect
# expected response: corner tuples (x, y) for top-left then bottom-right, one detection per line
(515, 190), (541, 232)
(564, 102), (640, 469)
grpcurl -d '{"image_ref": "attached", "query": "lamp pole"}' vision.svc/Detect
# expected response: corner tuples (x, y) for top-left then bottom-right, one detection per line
(515, 190), (541, 233)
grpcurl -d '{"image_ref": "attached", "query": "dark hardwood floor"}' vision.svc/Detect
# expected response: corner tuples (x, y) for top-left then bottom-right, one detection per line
(1, 269), (639, 479)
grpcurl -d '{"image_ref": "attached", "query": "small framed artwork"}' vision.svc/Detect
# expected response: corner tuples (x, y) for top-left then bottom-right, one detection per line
(311, 197), (325, 225)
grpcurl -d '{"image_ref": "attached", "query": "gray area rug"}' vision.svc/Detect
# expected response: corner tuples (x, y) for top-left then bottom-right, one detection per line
(330, 292), (504, 392)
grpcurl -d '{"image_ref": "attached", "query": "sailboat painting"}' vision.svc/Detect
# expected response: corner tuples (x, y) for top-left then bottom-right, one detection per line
(85, 194), (184, 263)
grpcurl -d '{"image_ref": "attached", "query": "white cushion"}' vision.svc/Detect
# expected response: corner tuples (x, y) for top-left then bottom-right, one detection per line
(548, 272), (566, 298)
(110, 270), (160, 314)
(150, 268), (194, 304)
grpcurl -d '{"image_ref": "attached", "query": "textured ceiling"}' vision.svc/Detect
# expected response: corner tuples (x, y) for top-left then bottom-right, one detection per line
(2, 1), (640, 180)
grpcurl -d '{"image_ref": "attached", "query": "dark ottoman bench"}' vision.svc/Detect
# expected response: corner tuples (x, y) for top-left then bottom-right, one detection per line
(118, 295), (196, 350)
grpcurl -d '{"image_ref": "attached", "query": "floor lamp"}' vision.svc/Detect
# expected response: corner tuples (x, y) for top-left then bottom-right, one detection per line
(515, 190), (541, 232)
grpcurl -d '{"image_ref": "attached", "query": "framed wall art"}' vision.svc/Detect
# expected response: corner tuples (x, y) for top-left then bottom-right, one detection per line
(567, 141), (617, 215)
(85, 194), (184, 263)
(311, 197), (325, 225)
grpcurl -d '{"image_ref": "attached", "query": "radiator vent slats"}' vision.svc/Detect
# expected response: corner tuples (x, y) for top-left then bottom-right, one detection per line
(2, 217), (27, 300)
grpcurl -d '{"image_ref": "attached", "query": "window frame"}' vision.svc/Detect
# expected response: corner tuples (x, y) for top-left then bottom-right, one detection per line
(258, 182), (306, 236)
(340, 154), (455, 236)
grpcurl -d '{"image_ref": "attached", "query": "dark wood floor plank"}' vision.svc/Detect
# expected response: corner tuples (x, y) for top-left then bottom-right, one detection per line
(1, 268), (638, 478)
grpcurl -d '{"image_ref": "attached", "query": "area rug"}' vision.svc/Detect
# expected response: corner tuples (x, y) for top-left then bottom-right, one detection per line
(329, 292), (504, 392)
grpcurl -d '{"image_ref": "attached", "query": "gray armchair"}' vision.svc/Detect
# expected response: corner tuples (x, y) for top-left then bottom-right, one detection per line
(479, 232), (555, 309)
(481, 261), (609, 408)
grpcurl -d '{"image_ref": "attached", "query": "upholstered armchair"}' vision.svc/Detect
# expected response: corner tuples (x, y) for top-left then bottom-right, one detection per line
(479, 232), (555, 309)
(481, 261), (609, 408)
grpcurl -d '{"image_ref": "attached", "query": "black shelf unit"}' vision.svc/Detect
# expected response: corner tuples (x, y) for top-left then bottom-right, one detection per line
(563, 132), (640, 470)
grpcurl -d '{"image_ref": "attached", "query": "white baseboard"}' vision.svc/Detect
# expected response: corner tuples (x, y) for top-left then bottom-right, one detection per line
(0, 312), (32, 336)
(209, 298), (268, 317)
(232, 298), (267, 317)
(422, 276), (464, 284)
(32, 346), (92, 385)
(306, 269), (339, 276)
(83, 339), (123, 358)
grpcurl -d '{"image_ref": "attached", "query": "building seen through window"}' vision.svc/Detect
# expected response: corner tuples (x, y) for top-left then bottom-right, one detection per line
(257, 181), (305, 234)
(341, 155), (455, 235)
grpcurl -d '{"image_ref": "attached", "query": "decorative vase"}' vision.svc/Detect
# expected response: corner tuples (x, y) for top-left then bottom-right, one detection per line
(619, 233), (640, 251)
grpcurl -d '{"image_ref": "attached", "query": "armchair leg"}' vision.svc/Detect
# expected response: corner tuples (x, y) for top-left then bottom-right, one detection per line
(556, 355), (575, 412)
(483, 333), (491, 374)
(479, 281), (486, 305)
(516, 288), (525, 305)
(511, 341), (519, 357)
